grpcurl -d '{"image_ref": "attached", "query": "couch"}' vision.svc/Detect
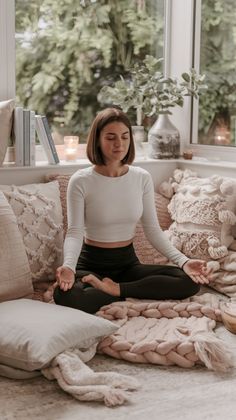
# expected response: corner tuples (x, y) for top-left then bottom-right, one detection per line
(1, 164), (236, 418)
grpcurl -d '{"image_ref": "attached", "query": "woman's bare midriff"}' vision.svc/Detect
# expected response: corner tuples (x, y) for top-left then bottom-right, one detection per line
(84, 238), (133, 248)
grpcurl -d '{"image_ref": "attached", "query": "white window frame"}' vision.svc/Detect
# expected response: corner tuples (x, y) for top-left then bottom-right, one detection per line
(0, 0), (15, 100)
(167, 0), (236, 161)
(1, 0), (236, 162)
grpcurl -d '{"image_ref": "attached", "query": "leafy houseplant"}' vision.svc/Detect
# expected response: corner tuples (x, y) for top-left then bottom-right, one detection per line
(98, 55), (207, 158)
(98, 55), (207, 126)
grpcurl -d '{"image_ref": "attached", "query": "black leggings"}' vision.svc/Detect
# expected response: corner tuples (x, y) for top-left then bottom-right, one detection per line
(54, 243), (200, 314)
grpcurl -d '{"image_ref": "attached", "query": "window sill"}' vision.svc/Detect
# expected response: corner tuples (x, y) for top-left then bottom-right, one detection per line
(1, 156), (236, 186)
(2, 156), (236, 171)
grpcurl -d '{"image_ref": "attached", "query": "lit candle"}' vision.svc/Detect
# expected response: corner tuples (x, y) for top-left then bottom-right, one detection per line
(213, 127), (230, 145)
(64, 136), (79, 161)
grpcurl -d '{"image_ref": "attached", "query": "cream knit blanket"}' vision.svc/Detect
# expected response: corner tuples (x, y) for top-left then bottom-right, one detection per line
(97, 293), (233, 372)
(41, 342), (139, 407)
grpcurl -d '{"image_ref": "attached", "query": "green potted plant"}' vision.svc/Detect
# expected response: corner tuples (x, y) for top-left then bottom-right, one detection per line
(98, 55), (207, 158)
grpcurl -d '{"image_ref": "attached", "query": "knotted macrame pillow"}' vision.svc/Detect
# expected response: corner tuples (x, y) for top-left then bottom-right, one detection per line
(160, 169), (236, 261)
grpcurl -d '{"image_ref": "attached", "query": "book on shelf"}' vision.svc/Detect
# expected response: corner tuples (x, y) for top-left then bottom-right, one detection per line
(23, 109), (30, 166)
(14, 107), (36, 166)
(35, 115), (59, 164)
(14, 107), (24, 166)
(29, 110), (36, 166)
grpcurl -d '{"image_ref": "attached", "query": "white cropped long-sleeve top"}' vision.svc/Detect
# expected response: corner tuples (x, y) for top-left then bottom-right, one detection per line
(63, 165), (189, 272)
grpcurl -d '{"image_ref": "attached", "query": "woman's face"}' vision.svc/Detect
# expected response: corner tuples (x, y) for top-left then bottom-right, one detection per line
(99, 121), (130, 164)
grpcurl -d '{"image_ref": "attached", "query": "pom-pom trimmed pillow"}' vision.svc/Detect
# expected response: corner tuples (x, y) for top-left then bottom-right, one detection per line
(0, 192), (33, 302)
(164, 169), (236, 261)
(0, 181), (64, 283)
(0, 299), (118, 372)
(45, 173), (172, 265)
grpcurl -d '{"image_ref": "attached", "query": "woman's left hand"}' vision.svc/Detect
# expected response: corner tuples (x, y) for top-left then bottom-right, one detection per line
(182, 259), (212, 284)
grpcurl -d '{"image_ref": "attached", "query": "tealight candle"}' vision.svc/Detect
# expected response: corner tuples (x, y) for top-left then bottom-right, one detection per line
(64, 136), (79, 161)
(213, 126), (230, 145)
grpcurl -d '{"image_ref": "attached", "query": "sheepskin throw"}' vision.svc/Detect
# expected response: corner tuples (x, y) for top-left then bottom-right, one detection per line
(160, 169), (236, 261)
(97, 294), (233, 372)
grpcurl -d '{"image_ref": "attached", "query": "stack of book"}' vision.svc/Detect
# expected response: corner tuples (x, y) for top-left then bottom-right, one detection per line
(14, 107), (36, 166)
(14, 107), (60, 166)
(35, 115), (59, 165)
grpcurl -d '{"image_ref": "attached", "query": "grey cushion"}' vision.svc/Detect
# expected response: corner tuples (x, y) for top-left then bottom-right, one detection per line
(0, 299), (117, 371)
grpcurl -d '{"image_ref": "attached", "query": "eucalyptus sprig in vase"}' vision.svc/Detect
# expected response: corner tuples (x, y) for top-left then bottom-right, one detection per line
(98, 55), (207, 158)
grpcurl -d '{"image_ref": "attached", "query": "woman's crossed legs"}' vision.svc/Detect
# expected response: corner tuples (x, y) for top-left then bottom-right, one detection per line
(53, 263), (200, 314)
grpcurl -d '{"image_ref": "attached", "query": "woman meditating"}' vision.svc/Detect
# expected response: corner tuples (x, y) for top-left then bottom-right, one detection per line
(54, 107), (212, 314)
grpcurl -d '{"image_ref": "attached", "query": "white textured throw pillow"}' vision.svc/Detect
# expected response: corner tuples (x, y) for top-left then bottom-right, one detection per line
(163, 169), (236, 260)
(0, 299), (118, 371)
(0, 99), (15, 165)
(0, 192), (33, 302)
(0, 181), (63, 283)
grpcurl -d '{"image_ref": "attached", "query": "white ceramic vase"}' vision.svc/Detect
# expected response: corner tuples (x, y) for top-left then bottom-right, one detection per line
(148, 114), (180, 159)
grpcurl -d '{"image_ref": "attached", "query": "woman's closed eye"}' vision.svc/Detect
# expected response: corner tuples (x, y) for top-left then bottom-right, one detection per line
(106, 135), (129, 141)
(106, 135), (116, 140)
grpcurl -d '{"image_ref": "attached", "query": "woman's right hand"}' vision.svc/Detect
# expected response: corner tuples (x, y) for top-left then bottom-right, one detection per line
(56, 266), (75, 291)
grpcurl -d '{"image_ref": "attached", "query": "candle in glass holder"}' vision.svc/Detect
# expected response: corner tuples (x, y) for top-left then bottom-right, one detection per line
(213, 126), (230, 145)
(64, 136), (79, 161)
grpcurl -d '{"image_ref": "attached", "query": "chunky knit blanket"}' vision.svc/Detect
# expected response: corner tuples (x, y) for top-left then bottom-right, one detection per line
(39, 293), (233, 406)
(97, 293), (233, 372)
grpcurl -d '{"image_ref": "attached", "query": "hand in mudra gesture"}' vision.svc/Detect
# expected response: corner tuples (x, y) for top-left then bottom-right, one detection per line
(56, 266), (75, 291)
(182, 259), (212, 285)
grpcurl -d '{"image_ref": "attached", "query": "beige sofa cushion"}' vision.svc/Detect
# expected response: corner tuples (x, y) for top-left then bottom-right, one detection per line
(0, 181), (63, 284)
(0, 99), (15, 165)
(133, 193), (171, 264)
(0, 192), (33, 302)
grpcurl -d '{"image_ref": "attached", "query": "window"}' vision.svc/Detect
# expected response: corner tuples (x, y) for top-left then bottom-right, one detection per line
(2, 0), (236, 161)
(15, 0), (165, 143)
(0, 0), (15, 100)
(187, 0), (236, 161)
(198, 0), (236, 148)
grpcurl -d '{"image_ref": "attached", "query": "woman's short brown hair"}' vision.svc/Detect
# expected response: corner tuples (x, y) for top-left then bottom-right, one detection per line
(86, 107), (135, 165)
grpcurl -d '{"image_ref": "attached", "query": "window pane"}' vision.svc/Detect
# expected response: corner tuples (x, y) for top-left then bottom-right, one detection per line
(15, 0), (164, 143)
(198, 0), (236, 146)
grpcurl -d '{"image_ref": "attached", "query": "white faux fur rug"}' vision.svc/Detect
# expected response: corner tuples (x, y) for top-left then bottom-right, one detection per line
(1, 343), (236, 420)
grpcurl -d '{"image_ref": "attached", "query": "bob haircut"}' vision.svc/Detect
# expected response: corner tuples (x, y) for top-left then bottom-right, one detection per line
(86, 107), (135, 165)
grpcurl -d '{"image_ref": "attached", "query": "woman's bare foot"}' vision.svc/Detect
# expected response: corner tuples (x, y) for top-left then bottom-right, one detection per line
(43, 282), (57, 303)
(81, 274), (120, 297)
